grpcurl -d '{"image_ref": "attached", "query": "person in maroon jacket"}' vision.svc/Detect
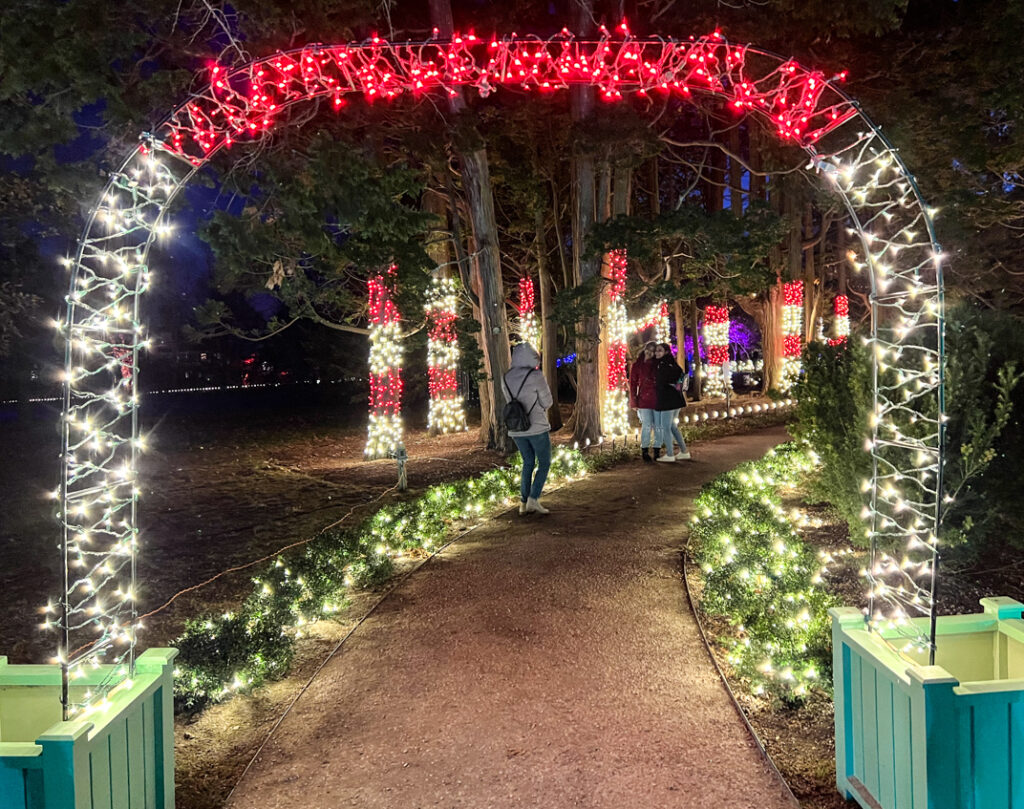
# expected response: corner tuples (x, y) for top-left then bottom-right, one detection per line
(628, 341), (659, 462)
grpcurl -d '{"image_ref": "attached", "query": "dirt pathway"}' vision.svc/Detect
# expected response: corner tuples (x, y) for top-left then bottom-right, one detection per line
(226, 427), (795, 809)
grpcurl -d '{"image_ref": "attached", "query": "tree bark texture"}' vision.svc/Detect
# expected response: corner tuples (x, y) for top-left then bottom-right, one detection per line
(690, 302), (703, 400)
(461, 148), (512, 451)
(535, 208), (563, 432)
(431, 0), (511, 451)
(570, 79), (601, 445)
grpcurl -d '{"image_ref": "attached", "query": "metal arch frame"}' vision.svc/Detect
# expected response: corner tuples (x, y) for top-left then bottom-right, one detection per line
(54, 31), (946, 717)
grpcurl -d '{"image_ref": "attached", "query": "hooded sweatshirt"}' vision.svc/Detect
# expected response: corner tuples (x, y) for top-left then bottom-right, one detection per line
(501, 343), (554, 437)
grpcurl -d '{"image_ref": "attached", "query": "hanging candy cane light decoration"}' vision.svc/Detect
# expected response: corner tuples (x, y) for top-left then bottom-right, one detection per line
(425, 276), (467, 434)
(365, 268), (404, 459)
(516, 276), (540, 351)
(602, 250), (630, 436)
(779, 280), (804, 390)
(702, 305), (731, 398)
(829, 293), (850, 346)
(51, 24), (948, 717)
(629, 300), (670, 344)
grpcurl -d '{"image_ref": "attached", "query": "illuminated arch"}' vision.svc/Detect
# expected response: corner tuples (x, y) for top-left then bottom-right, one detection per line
(54, 27), (945, 714)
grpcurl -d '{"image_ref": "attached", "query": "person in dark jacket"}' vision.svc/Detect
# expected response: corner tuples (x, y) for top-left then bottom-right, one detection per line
(653, 342), (691, 463)
(628, 341), (659, 462)
(501, 342), (555, 514)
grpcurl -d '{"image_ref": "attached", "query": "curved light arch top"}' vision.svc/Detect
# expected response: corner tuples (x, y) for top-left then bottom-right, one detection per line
(57, 27), (945, 715)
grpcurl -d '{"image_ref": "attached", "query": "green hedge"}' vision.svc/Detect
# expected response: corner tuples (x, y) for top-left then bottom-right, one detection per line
(172, 445), (589, 712)
(689, 443), (837, 702)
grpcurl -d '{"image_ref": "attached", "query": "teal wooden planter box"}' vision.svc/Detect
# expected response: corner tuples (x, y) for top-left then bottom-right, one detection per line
(832, 597), (1024, 809)
(0, 648), (176, 809)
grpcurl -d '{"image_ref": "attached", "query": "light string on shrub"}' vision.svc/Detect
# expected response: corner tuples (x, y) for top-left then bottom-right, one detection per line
(689, 443), (838, 700)
(702, 304), (731, 398)
(603, 250), (631, 436)
(829, 293), (849, 346)
(54, 24), (944, 715)
(365, 268), (404, 458)
(779, 280), (804, 392)
(516, 276), (540, 351)
(172, 446), (589, 711)
(425, 276), (467, 434)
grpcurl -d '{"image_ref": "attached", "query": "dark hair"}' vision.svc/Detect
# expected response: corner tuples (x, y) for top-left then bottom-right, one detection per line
(657, 342), (673, 354)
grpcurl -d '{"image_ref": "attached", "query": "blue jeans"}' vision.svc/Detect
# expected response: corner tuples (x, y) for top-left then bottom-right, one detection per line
(636, 408), (655, 448)
(655, 409), (687, 454)
(513, 431), (552, 502)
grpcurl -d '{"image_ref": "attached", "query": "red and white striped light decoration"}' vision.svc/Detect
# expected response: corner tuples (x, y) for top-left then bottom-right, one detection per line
(629, 300), (670, 344)
(603, 250), (630, 435)
(703, 304), (731, 398)
(780, 280), (804, 390)
(829, 293), (849, 346)
(366, 267), (404, 458)
(516, 276), (539, 351)
(426, 276), (467, 434)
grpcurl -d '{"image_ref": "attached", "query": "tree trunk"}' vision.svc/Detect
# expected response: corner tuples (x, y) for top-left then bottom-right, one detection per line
(431, 0), (511, 451)
(729, 125), (744, 215)
(690, 302), (703, 400)
(460, 149), (512, 450)
(803, 203), (819, 341)
(597, 159), (612, 419)
(536, 208), (562, 432)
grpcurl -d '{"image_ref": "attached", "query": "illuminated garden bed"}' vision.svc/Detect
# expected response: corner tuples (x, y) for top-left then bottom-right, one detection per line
(832, 597), (1024, 809)
(0, 648), (176, 809)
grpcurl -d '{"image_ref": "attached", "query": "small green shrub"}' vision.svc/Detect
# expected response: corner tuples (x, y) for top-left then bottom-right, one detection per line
(689, 443), (838, 702)
(791, 339), (873, 544)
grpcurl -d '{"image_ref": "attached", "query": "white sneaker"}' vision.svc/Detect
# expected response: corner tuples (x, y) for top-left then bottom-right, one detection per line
(526, 497), (550, 514)
(519, 501), (528, 515)
(656, 454), (676, 463)
(675, 452), (691, 460)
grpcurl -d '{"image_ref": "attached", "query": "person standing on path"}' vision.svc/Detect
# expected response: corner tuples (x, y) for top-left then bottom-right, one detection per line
(629, 341), (659, 463)
(653, 342), (691, 463)
(502, 342), (554, 515)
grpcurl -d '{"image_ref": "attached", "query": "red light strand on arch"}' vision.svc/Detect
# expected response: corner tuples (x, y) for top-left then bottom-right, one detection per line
(159, 29), (856, 168)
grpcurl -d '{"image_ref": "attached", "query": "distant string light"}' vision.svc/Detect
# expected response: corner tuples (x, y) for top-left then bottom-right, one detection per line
(603, 250), (631, 436)
(829, 293), (849, 346)
(365, 268), (404, 459)
(779, 280), (804, 392)
(425, 277), (467, 434)
(516, 276), (540, 351)
(702, 305), (731, 398)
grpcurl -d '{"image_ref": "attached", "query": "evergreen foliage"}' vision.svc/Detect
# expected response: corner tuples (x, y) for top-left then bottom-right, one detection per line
(689, 443), (837, 702)
(791, 339), (873, 543)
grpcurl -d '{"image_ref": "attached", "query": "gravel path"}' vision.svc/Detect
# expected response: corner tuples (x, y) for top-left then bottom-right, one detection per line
(227, 427), (796, 809)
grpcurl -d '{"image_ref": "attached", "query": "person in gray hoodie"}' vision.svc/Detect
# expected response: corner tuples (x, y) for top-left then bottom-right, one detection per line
(501, 342), (554, 515)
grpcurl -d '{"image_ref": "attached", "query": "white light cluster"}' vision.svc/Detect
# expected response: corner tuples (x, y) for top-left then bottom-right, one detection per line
(517, 309), (540, 352)
(51, 137), (193, 717)
(815, 130), (945, 658)
(425, 277), (467, 434)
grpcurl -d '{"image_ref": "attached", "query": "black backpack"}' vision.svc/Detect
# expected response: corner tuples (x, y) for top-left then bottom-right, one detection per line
(502, 369), (535, 432)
